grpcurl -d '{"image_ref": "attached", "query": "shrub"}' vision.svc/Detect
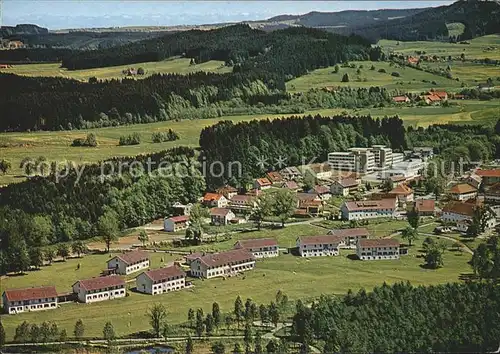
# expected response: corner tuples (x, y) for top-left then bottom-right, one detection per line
(119, 132), (141, 146)
(391, 72), (401, 77)
(71, 133), (97, 147)
(378, 68), (386, 73)
(370, 65), (375, 70)
(152, 129), (180, 143)
(341, 73), (350, 83)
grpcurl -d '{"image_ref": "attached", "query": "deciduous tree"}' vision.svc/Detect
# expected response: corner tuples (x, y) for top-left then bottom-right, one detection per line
(147, 303), (168, 338)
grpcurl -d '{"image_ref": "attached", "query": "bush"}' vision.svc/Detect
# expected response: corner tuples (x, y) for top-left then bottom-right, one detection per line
(71, 133), (97, 147)
(341, 73), (350, 83)
(370, 65), (375, 70)
(391, 72), (401, 77)
(119, 132), (141, 146)
(151, 129), (180, 143)
(137, 67), (145, 75)
(378, 68), (386, 73)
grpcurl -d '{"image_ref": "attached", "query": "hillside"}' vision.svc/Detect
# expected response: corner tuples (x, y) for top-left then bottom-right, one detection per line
(0, 24), (48, 37)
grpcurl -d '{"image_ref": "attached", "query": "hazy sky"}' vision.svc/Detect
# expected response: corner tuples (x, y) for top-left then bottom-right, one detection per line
(2, 0), (455, 30)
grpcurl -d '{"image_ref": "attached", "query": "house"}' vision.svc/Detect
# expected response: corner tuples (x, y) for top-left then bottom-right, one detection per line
(327, 228), (369, 247)
(136, 266), (186, 295)
(330, 178), (360, 196)
(190, 249), (256, 279)
(296, 193), (323, 216)
(8, 40), (24, 49)
(389, 175), (407, 188)
(456, 219), (471, 233)
(254, 178), (272, 190)
(340, 199), (397, 221)
(184, 252), (206, 265)
(266, 171), (284, 184)
(234, 238), (279, 258)
(392, 96), (410, 103)
(448, 183), (478, 201)
(407, 56), (419, 65)
(296, 235), (345, 257)
(484, 183), (500, 203)
(107, 250), (150, 275)
(421, 94), (441, 104)
(202, 193), (228, 208)
(429, 91), (448, 101)
(281, 180), (300, 191)
(229, 194), (255, 212)
(414, 199), (435, 216)
(215, 185), (238, 200)
(73, 275), (126, 303)
(307, 163), (334, 180)
(2, 286), (58, 315)
(164, 215), (190, 232)
(172, 202), (192, 216)
(441, 201), (496, 230)
(210, 208), (236, 225)
(476, 169), (500, 186)
(357, 239), (400, 260)
(309, 185), (332, 201)
(412, 147), (434, 160)
(465, 174), (482, 189)
(280, 167), (302, 180)
(389, 184), (414, 205)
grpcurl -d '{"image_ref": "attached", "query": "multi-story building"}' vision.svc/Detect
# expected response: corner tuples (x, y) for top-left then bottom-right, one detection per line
(2, 286), (58, 315)
(164, 215), (190, 232)
(107, 250), (150, 275)
(476, 169), (500, 186)
(330, 178), (360, 196)
(448, 183), (478, 201)
(414, 199), (436, 216)
(372, 145), (393, 169)
(327, 228), (370, 247)
(210, 208), (236, 225)
(389, 184), (414, 205)
(381, 159), (424, 179)
(308, 185), (332, 201)
(340, 199), (397, 220)
(357, 239), (400, 260)
(190, 249), (256, 279)
(254, 178), (272, 190)
(296, 235), (345, 257)
(202, 193), (228, 208)
(328, 148), (375, 173)
(72, 275), (126, 303)
(234, 238), (279, 258)
(229, 194), (256, 212)
(136, 266), (186, 295)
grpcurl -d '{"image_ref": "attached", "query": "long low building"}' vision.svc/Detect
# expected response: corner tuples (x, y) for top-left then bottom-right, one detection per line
(190, 249), (255, 279)
(136, 266), (186, 295)
(234, 238), (279, 258)
(357, 239), (400, 260)
(340, 199), (397, 220)
(327, 228), (369, 247)
(72, 275), (126, 303)
(107, 250), (150, 275)
(2, 286), (58, 315)
(296, 235), (345, 257)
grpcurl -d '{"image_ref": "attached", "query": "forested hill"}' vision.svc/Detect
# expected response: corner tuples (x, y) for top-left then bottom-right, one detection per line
(61, 24), (373, 71)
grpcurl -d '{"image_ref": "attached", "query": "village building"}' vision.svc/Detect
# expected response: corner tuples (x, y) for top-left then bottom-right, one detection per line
(414, 199), (436, 216)
(340, 199), (397, 220)
(136, 266), (186, 295)
(254, 178), (272, 191)
(2, 286), (58, 315)
(328, 148), (375, 173)
(464, 173), (482, 189)
(107, 250), (150, 275)
(8, 40), (24, 49)
(327, 227), (370, 247)
(210, 208), (236, 225)
(266, 171), (284, 184)
(280, 166), (302, 180)
(72, 275), (126, 303)
(184, 252), (205, 265)
(421, 94), (441, 104)
(412, 147), (434, 160)
(429, 91), (448, 101)
(441, 201), (495, 230)
(392, 96), (410, 103)
(330, 178), (360, 196)
(202, 193), (228, 208)
(381, 159), (424, 179)
(389, 175), (407, 188)
(309, 185), (332, 200)
(389, 184), (414, 205)
(172, 202), (192, 216)
(234, 238), (279, 258)
(229, 194), (255, 212)
(164, 215), (190, 232)
(484, 183), (500, 203)
(476, 169), (500, 186)
(449, 183), (478, 201)
(281, 180), (300, 191)
(307, 163), (334, 180)
(296, 193), (323, 216)
(357, 239), (400, 260)
(190, 249), (256, 279)
(296, 235), (345, 257)
(215, 185), (238, 200)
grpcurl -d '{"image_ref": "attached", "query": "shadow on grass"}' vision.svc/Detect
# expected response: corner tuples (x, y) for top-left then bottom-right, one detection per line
(419, 263), (440, 270)
(346, 254), (360, 261)
(459, 273), (478, 282)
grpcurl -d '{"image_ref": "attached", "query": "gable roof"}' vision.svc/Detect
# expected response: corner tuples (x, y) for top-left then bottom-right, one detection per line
(110, 250), (149, 265)
(141, 266), (186, 282)
(390, 175), (406, 182)
(255, 178), (272, 187)
(392, 96), (408, 102)
(282, 180), (299, 190)
(75, 275), (125, 292)
(442, 201), (475, 217)
(298, 235), (344, 245)
(215, 185), (238, 194)
(415, 199), (435, 213)
(358, 239), (400, 247)
(266, 171), (283, 183)
(433, 91), (448, 98)
(3, 286), (57, 302)
(389, 184), (414, 196)
(210, 208), (233, 217)
(328, 228), (369, 238)
(297, 192), (319, 202)
(343, 199), (396, 212)
(335, 177), (359, 188)
(167, 215), (189, 223)
(280, 166), (301, 175)
(476, 169), (500, 178)
(194, 249), (255, 268)
(230, 194), (254, 203)
(235, 238), (278, 249)
(449, 183), (477, 195)
(312, 185), (330, 195)
(203, 193), (224, 202)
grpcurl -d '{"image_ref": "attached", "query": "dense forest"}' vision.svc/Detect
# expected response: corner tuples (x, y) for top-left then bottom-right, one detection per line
(0, 147), (205, 274)
(0, 48), (73, 63)
(292, 281), (500, 352)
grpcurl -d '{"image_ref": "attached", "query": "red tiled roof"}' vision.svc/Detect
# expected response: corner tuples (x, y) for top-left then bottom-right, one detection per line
(358, 239), (400, 247)
(203, 193), (224, 202)
(282, 181), (299, 189)
(336, 178), (359, 188)
(298, 235), (344, 245)
(255, 178), (272, 187)
(313, 185), (330, 195)
(215, 185), (238, 194)
(425, 94), (441, 102)
(328, 228), (369, 238)
(195, 249), (255, 268)
(434, 91), (448, 98)
(167, 215), (189, 223)
(392, 96), (408, 102)
(297, 193), (319, 201)
(266, 172), (283, 183)
(442, 201), (475, 217)
(210, 208), (233, 216)
(185, 252), (206, 261)
(390, 184), (413, 196)
(3, 286), (57, 302)
(235, 238), (278, 249)
(415, 199), (435, 213)
(230, 195), (253, 203)
(142, 266), (185, 282)
(76, 275), (125, 292)
(111, 250), (149, 265)
(449, 183), (477, 194)
(476, 169), (500, 178)
(344, 199), (396, 212)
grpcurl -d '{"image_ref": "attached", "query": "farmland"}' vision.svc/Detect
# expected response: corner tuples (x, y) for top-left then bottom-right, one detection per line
(0, 226), (473, 339)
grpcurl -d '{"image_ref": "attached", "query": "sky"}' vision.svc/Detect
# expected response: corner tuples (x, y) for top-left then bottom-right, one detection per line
(2, 0), (456, 30)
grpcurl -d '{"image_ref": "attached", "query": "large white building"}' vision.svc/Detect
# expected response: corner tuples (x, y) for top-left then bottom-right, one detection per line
(190, 249), (256, 279)
(357, 239), (400, 260)
(296, 235), (345, 257)
(328, 148), (375, 173)
(340, 199), (397, 220)
(2, 286), (58, 315)
(72, 275), (126, 303)
(234, 238), (279, 258)
(381, 159), (424, 179)
(107, 250), (150, 275)
(441, 201), (496, 231)
(136, 266), (186, 295)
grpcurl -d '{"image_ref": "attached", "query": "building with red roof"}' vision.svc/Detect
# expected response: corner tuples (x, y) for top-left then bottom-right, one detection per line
(327, 228), (370, 247)
(448, 183), (478, 201)
(136, 266), (186, 295)
(357, 239), (400, 260)
(340, 199), (397, 221)
(72, 275), (126, 303)
(296, 235), (345, 257)
(266, 171), (284, 184)
(331, 178), (360, 196)
(190, 249), (256, 279)
(164, 215), (190, 232)
(389, 184), (414, 204)
(392, 96), (410, 103)
(210, 208), (236, 225)
(234, 238), (279, 258)
(107, 250), (150, 275)
(309, 185), (332, 200)
(2, 286), (58, 315)
(254, 177), (272, 190)
(414, 199), (435, 216)
(202, 193), (228, 208)
(229, 194), (256, 211)
(476, 169), (500, 185)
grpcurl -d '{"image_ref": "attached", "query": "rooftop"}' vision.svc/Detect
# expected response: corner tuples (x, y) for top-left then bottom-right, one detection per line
(442, 201), (476, 217)
(266, 171), (284, 182)
(336, 177), (359, 188)
(358, 239), (400, 247)
(343, 199), (396, 212)
(298, 234), (344, 245)
(142, 266), (186, 282)
(195, 249), (255, 268)
(449, 183), (477, 195)
(3, 286), (58, 302)
(111, 250), (149, 265)
(415, 199), (435, 213)
(76, 275), (125, 292)
(389, 184), (414, 196)
(476, 169), (500, 178)
(167, 215), (189, 223)
(210, 208), (233, 217)
(255, 178), (272, 187)
(203, 193), (225, 202)
(235, 238), (278, 249)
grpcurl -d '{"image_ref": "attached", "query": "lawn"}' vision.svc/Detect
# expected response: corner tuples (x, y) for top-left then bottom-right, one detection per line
(421, 61), (500, 87)
(0, 57), (231, 81)
(0, 232), (472, 340)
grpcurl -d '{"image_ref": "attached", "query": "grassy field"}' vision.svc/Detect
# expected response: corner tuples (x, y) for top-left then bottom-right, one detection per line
(378, 34), (500, 60)
(0, 57), (231, 81)
(286, 61), (463, 93)
(0, 228), (472, 340)
(422, 61), (500, 86)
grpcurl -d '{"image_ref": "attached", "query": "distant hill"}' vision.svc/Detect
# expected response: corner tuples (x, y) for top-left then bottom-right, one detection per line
(0, 24), (48, 37)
